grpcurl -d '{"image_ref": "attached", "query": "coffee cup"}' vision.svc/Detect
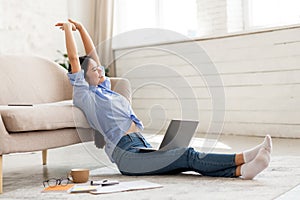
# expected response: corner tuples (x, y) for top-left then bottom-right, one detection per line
(69, 168), (89, 183)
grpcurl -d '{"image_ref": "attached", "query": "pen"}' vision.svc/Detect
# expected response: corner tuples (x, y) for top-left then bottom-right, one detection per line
(90, 179), (119, 186)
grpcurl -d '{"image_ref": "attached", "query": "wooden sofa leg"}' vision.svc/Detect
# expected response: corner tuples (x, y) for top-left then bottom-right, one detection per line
(42, 150), (47, 165)
(0, 155), (3, 194)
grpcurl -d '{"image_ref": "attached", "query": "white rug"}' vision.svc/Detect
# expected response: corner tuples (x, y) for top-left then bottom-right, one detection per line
(1, 156), (299, 200)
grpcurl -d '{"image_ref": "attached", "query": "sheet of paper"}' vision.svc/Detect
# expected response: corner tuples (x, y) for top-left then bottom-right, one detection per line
(90, 180), (162, 195)
(90, 184), (128, 194)
(67, 185), (98, 193)
(122, 180), (163, 190)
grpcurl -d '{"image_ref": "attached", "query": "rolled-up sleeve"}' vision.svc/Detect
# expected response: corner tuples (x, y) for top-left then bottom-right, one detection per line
(100, 77), (111, 89)
(68, 70), (89, 88)
(67, 70), (92, 108)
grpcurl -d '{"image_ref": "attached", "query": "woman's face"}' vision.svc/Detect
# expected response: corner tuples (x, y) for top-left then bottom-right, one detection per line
(85, 59), (105, 86)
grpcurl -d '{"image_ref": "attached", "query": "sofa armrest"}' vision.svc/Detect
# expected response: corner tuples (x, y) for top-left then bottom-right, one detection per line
(110, 78), (132, 104)
(0, 114), (10, 155)
(0, 114), (9, 136)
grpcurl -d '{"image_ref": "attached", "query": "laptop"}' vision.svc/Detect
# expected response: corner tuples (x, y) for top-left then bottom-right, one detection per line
(135, 119), (199, 152)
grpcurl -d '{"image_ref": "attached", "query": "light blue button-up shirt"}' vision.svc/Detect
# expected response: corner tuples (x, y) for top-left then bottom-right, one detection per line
(68, 70), (144, 162)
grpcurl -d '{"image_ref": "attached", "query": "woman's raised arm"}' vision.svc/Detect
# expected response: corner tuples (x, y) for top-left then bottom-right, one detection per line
(55, 22), (81, 74)
(68, 19), (101, 66)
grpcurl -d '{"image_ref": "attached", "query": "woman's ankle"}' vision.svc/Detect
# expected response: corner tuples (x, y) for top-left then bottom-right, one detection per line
(235, 153), (245, 166)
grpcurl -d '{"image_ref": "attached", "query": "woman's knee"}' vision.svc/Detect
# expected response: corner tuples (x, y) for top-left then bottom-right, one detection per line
(185, 147), (200, 159)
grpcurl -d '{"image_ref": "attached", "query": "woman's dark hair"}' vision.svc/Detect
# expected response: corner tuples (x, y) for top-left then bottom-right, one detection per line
(68, 55), (94, 79)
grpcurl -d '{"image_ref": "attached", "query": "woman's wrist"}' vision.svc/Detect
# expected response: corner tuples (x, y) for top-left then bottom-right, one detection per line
(63, 23), (72, 30)
(75, 23), (83, 31)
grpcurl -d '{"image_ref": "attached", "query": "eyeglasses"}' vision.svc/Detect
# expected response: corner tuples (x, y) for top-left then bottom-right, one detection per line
(43, 178), (71, 187)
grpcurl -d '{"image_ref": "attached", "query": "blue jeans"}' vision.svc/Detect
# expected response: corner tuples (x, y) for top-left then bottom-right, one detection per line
(112, 132), (237, 178)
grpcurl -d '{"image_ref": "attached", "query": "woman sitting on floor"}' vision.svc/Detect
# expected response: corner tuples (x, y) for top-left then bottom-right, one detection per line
(55, 19), (272, 179)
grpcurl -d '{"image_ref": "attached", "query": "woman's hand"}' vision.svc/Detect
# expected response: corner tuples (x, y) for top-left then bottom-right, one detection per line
(67, 18), (83, 31)
(55, 21), (81, 73)
(55, 22), (76, 31)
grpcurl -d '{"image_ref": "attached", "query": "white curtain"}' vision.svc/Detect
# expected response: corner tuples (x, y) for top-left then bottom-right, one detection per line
(93, 0), (115, 76)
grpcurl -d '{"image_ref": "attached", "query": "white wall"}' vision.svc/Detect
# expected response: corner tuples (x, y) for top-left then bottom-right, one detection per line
(0, 0), (95, 61)
(114, 26), (300, 138)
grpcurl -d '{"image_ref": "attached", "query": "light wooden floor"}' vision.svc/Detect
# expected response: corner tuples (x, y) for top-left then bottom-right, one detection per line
(0, 135), (299, 199)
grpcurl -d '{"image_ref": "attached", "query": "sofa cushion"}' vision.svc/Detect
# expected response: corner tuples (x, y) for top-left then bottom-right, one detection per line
(0, 100), (90, 132)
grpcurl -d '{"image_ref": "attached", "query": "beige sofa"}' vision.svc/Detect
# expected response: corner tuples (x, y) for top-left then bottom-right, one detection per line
(0, 55), (131, 193)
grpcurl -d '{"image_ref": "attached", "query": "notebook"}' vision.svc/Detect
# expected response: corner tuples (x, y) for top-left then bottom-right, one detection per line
(135, 119), (199, 152)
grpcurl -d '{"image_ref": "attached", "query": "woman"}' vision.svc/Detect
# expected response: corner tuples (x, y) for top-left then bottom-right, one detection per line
(56, 19), (272, 179)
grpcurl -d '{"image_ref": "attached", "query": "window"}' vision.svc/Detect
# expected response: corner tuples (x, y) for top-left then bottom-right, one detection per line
(113, 0), (157, 34)
(113, 0), (198, 37)
(245, 0), (300, 29)
(113, 0), (300, 45)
